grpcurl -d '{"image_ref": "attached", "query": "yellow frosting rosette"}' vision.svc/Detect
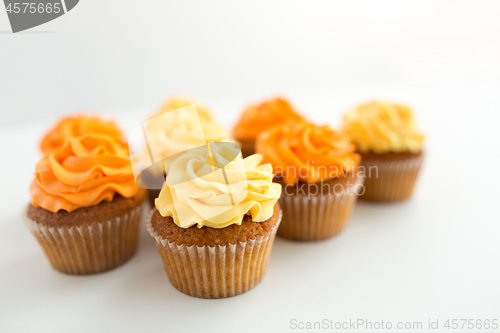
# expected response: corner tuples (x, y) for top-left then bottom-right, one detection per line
(155, 143), (281, 229)
(343, 101), (425, 153)
(150, 97), (230, 145)
(142, 97), (231, 176)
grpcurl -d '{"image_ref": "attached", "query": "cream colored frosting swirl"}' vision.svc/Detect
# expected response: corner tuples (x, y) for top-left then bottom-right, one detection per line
(343, 101), (425, 153)
(149, 97), (230, 150)
(143, 98), (231, 174)
(155, 145), (281, 229)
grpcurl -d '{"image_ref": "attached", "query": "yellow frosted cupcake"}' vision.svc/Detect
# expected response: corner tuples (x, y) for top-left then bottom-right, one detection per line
(141, 97), (231, 206)
(146, 143), (282, 298)
(343, 101), (425, 202)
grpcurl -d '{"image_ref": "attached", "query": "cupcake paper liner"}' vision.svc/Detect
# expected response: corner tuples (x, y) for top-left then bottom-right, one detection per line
(278, 177), (364, 241)
(146, 209), (282, 299)
(24, 203), (145, 275)
(360, 154), (423, 202)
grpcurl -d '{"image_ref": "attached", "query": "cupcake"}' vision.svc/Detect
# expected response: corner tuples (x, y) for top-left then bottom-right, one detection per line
(40, 115), (124, 153)
(147, 143), (282, 298)
(140, 97), (230, 207)
(26, 115), (147, 275)
(256, 121), (362, 241)
(233, 98), (305, 158)
(343, 101), (425, 202)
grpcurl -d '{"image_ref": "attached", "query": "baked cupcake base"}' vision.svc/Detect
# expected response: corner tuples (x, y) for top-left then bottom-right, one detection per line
(359, 151), (423, 202)
(237, 138), (256, 158)
(146, 203), (282, 299)
(148, 189), (161, 208)
(275, 170), (363, 241)
(25, 189), (147, 275)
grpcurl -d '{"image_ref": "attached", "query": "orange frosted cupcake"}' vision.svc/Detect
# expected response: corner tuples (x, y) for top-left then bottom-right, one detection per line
(26, 115), (147, 275)
(147, 143), (282, 298)
(141, 97), (231, 207)
(233, 98), (305, 157)
(256, 121), (362, 241)
(40, 114), (123, 153)
(343, 101), (425, 202)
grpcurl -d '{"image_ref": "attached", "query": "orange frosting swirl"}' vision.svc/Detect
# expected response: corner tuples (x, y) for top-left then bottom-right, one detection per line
(233, 98), (305, 141)
(40, 115), (124, 153)
(256, 121), (360, 185)
(30, 133), (139, 213)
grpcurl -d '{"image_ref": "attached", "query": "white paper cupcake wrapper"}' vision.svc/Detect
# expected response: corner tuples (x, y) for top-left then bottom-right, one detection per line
(360, 154), (424, 202)
(278, 177), (364, 241)
(146, 209), (282, 299)
(24, 202), (145, 275)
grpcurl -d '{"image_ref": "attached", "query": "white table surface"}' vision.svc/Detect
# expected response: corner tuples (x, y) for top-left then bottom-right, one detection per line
(1, 87), (499, 333)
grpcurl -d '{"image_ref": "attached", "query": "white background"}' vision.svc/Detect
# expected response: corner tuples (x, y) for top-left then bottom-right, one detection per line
(1, 1), (499, 332)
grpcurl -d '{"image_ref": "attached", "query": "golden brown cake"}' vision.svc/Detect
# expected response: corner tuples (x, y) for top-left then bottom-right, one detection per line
(26, 115), (146, 275)
(257, 120), (362, 241)
(147, 145), (282, 298)
(151, 202), (280, 247)
(27, 190), (146, 227)
(148, 203), (280, 299)
(26, 189), (146, 275)
(148, 189), (161, 208)
(273, 171), (361, 240)
(358, 151), (423, 202)
(343, 101), (425, 202)
(140, 97), (231, 207)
